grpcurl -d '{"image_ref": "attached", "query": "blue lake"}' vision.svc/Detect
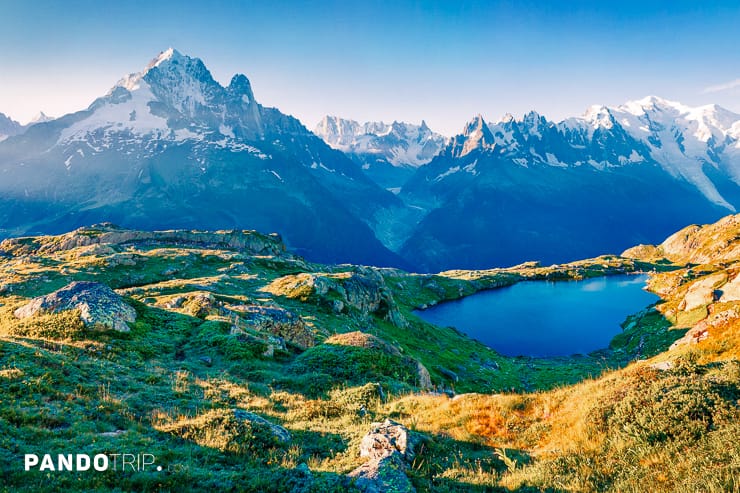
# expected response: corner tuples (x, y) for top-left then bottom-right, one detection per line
(414, 275), (658, 357)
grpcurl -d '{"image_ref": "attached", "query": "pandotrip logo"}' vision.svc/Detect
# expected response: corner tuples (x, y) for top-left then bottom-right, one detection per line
(24, 453), (162, 472)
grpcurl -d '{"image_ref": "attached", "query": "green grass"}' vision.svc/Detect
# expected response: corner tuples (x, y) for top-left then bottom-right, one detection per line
(1, 226), (738, 492)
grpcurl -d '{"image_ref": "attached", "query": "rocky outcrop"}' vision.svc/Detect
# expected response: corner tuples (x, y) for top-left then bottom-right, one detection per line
(718, 273), (740, 303)
(231, 304), (314, 348)
(348, 419), (423, 493)
(232, 409), (292, 445)
(416, 362), (432, 390)
(0, 223), (286, 258)
(670, 307), (740, 349)
(174, 292), (218, 318)
(263, 266), (407, 327)
(159, 408), (291, 454)
(623, 214), (740, 265)
(678, 272), (726, 312)
(14, 281), (136, 332)
(326, 331), (402, 356)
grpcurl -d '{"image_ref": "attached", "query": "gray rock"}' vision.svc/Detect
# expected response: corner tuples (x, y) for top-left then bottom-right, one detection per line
(233, 409), (291, 445)
(231, 304), (314, 348)
(349, 454), (415, 493)
(349, 419), (421, 493)
(435, 366), (459, 383)
(416, 362), (432, 390)
(14, 281), (136, 332)
(264, 266), (408, 328)
(359, 419), (417, 461)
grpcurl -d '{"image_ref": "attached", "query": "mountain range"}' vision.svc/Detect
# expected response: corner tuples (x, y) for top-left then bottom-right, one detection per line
(313, 116), (446, 190)
(2, 49), (740, 272)
(0, 49), (405, 267)
(399, 98), (740, 270)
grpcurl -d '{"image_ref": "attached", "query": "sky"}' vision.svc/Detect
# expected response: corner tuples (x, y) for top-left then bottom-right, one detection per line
(0, 0), (739, 136)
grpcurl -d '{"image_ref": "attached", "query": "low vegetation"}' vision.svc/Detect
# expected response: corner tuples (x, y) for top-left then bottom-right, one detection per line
(0, 221), (738, 492)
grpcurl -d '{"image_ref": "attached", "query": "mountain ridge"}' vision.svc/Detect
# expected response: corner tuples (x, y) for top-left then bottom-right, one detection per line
(398, 98), (740, 271)
(0, 48), (407, 268)
(313, 115), (446, 189)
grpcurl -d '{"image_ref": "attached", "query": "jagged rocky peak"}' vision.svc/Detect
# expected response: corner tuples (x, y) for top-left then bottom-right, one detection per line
(0, 113), (23, 141)
(313, 115), (446, 167)
(447, 114), (495, 158)
(314, 115), (361, 149)
(228, 73), (256, 102)
(27, 111), (54, 125)
(137, 48), (222, 117)
(583, 105), (615, 128)
(61, 47), (268, 144)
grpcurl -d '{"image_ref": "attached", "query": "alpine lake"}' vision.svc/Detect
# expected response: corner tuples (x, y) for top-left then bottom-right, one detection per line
(414, 274), (658, 357)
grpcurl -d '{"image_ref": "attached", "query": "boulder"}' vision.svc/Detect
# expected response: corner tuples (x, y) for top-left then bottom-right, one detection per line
(718, 273), (740, 303)
(231, 305), (314, 348)
(181, 292), (218, 318)
(358, 419), (419, 461)
(679, 272), (726, 312)
(263, 266), (407, 328)
(349, 419), (422, 493)
(349, 454), (415, 493)
(232, 409), (292, 445)
(416, 362), (432, 390)
(14, 281), (136, 332)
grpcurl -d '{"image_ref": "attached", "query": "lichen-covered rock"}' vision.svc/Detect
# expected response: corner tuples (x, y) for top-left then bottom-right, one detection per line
(181, 292), (218, 318)
(231, 304), (314, 348)
(416, 362), (432, 390)
(263, 266), (407, 327)
(349, 454), (415, 493)
(232, 409), (292, 445)
(14, 281), (136, 332)
(359, 419), (416, 461)
(349, 419), (422, 493)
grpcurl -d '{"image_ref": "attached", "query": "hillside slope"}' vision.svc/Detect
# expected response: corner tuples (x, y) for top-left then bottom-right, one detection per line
(0, 217), (738, 491)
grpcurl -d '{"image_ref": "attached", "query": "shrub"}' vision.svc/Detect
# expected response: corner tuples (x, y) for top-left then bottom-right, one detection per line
(0, 309), (86, 340)
(158, 409), (287, 454)
(290, 344), (418, 387)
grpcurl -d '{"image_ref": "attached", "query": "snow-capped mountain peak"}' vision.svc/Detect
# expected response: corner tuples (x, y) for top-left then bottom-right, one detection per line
(0, 112), (23, 142)
(147, 47), (181, 70)
(28, 111), (54, 125)
(313, 116), (446, 168)
(428, 96), (740, 212)
(59, 48), (266, 148)
(446, 114), (495, 158)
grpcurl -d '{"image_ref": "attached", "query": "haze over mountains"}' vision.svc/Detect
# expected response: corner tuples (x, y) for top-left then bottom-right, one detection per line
(0, 49), (405, 267)
(1, 49), (740, 272)
(313, 116), (446, 189)
(400, 98), (740, 270)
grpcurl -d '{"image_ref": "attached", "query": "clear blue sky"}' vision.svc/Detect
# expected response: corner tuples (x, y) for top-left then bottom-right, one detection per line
(1, 0), (739, 135)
